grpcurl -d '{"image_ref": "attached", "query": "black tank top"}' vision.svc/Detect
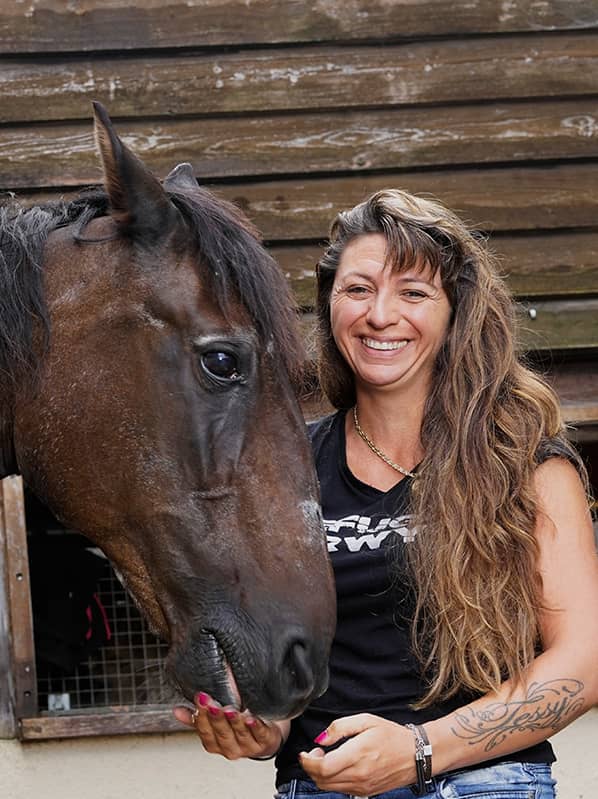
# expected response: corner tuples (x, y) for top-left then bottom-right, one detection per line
(275, 411), (554, 786)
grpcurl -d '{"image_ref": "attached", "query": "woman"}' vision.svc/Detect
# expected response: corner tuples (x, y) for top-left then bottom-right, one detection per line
(174, 189), (598, 798)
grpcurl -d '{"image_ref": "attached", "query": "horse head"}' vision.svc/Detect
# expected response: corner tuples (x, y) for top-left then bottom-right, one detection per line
(1, 103), (335, 719)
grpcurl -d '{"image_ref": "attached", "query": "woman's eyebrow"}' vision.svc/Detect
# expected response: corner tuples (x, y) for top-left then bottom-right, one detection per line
(339, 270), (375, 281)
(396, 275), (435, 287)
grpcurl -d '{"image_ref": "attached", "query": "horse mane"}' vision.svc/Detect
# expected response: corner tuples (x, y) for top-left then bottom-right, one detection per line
(0, 200), (55, 396)
(0, 186), (304, 399)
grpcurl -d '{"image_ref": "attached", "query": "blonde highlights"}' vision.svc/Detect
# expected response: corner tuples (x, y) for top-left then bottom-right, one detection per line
(316, 189), (586, 706)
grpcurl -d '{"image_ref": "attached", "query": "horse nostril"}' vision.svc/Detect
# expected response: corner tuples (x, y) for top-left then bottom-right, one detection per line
(282, 639), (313, 693)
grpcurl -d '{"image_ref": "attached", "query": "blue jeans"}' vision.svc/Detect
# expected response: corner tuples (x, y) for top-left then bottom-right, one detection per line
(274, 762), (556, 799)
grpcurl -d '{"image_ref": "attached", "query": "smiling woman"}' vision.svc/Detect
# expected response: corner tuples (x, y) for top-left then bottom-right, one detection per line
(185, 188), (598, 799)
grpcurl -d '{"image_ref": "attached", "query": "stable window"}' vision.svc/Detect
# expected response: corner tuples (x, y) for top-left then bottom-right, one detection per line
(0, 477), (182, 740)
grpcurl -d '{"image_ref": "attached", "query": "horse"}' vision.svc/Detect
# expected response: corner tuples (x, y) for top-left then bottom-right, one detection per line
(0, 102), (335, 719)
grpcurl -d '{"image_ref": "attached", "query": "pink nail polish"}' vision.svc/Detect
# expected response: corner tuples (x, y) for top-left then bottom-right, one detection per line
(314, 730), (328, 744)
(197, 692), (210, 707)
(224, 709), (237, 720)
(245, 717), (257, 727)
(208, 705), (221, 717)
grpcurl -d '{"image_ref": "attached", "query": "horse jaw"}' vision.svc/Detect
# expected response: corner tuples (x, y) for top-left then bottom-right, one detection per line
(106, 549), (170, 641)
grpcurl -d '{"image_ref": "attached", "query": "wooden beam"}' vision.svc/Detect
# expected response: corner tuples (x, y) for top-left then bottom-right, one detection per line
(516, 298), (598, 351)
(272, 230), (598, 306)
(301, 356), (598, 429)
(14, 162), (598, 240)
(0, 483), (17, 738)
(548, 360), (598, 426)
(300, 297), (598, 354)
(3, 98), (598, 188)
(20, 708), (190, 740)
(1, 0), (596, 54)
(220, 162), (598, 240)
(0, 477), (37, 732)
(3, 33), (598, 123)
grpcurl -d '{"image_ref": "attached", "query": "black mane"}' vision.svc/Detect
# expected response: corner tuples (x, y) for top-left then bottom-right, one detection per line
(0, 186), (304, 397)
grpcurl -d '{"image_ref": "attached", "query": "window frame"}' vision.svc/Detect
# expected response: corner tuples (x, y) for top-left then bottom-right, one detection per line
(0, 476), (183, 741)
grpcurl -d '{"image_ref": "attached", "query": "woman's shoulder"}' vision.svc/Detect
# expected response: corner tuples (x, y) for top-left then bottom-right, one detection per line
(534, 434), (586, 479)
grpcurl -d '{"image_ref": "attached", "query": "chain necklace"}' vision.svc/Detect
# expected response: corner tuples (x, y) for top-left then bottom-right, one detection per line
(352, 406), (416, 479)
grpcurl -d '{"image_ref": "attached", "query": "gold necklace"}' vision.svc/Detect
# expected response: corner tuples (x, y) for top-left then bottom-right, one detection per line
(353, 406), (416, 479)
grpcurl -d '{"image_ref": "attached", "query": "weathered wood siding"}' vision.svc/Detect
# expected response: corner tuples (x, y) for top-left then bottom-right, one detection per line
(1, 0), (597, 423)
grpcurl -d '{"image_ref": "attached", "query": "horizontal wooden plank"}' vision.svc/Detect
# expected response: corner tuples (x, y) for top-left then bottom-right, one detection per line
(20, 708), (187, 740)
(516, 298), (598, 351)
(548, 359), (598, 425)
(1, 1), (596, 54)
(219, 163), (598, 240)
(13, 163), (598, 241)
(3, 33), (598, 123)
(3, 98), (598, 188)
(300, 298), (598, 354)
(302, 358), (598, 428)
(272, 230), (598, 306)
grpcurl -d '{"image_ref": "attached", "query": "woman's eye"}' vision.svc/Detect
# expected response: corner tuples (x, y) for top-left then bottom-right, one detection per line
(200, 351), (241, 381)
(346, 285), (370, 295)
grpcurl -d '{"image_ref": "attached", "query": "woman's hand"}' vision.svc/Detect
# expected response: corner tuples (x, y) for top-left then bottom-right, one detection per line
(299, 714), (417, 795)
(173, 692), (286, 761)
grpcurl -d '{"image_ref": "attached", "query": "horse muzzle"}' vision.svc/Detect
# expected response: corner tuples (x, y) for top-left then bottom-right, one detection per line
(169, 618), (330, 719)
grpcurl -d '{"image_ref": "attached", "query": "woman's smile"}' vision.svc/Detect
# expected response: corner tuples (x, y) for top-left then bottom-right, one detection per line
(361, 336), (410, 352)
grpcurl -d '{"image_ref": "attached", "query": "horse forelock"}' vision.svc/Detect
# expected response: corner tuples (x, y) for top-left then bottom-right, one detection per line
(166, 187), (306, 382)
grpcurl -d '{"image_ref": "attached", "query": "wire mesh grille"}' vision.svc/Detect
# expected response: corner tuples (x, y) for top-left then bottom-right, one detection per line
(36, 556), (172, 715)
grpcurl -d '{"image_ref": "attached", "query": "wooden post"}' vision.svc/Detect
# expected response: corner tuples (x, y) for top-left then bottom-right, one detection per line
(0, 477), (37, 735)
(0, 479), (17, 737)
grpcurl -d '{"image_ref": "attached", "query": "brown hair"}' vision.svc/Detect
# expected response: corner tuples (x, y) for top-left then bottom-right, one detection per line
(316, 189), (587, 706)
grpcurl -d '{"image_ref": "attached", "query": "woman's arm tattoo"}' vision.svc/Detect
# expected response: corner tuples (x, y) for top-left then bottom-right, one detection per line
(450, 679), (585, 751)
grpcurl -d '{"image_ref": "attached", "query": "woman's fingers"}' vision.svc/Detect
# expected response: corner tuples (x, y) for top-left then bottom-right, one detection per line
(174, 692), (281, 759)
(196, 700), (243, 758)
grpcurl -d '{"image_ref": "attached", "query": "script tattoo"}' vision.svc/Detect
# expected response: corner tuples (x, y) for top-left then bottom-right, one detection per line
(451, 679), (585, 752)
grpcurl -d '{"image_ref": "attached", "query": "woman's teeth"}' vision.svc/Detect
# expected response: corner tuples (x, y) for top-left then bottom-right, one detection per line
(362, 337), (408, 351)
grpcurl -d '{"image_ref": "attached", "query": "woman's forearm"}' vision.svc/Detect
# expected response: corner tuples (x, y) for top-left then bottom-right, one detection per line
(427, 646), (597, 775)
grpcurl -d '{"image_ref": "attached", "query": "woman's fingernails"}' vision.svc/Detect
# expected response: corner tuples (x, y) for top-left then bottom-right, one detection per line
(208, 705), (221, 717)
(196, 692), (210, 707)
(224, 709), (238, 720)
(314, 730), (328, 744)
(245, 717), (257, 727)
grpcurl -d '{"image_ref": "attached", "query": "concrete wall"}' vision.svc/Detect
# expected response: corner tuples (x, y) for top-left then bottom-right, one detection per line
(1, 708), (596, 799)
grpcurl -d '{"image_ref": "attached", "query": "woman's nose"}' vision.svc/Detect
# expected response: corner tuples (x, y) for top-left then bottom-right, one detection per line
(365, 291), (401, 328)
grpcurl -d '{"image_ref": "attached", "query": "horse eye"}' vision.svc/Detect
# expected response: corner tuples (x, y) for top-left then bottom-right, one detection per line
(200, 351), (241, 381)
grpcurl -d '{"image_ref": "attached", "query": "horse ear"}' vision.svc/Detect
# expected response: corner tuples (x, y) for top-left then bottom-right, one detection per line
(92, 101), (179, 237)
(163, 163), (198, 192)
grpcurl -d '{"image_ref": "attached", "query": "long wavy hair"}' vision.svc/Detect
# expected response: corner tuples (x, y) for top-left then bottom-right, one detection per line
(316, 189), (587, 707)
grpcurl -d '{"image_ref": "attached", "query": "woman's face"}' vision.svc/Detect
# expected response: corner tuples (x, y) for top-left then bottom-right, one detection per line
(330, 233), (451, 398)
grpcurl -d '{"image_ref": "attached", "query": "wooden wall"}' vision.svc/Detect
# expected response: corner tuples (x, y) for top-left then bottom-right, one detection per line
(1, 0), (598, 428)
